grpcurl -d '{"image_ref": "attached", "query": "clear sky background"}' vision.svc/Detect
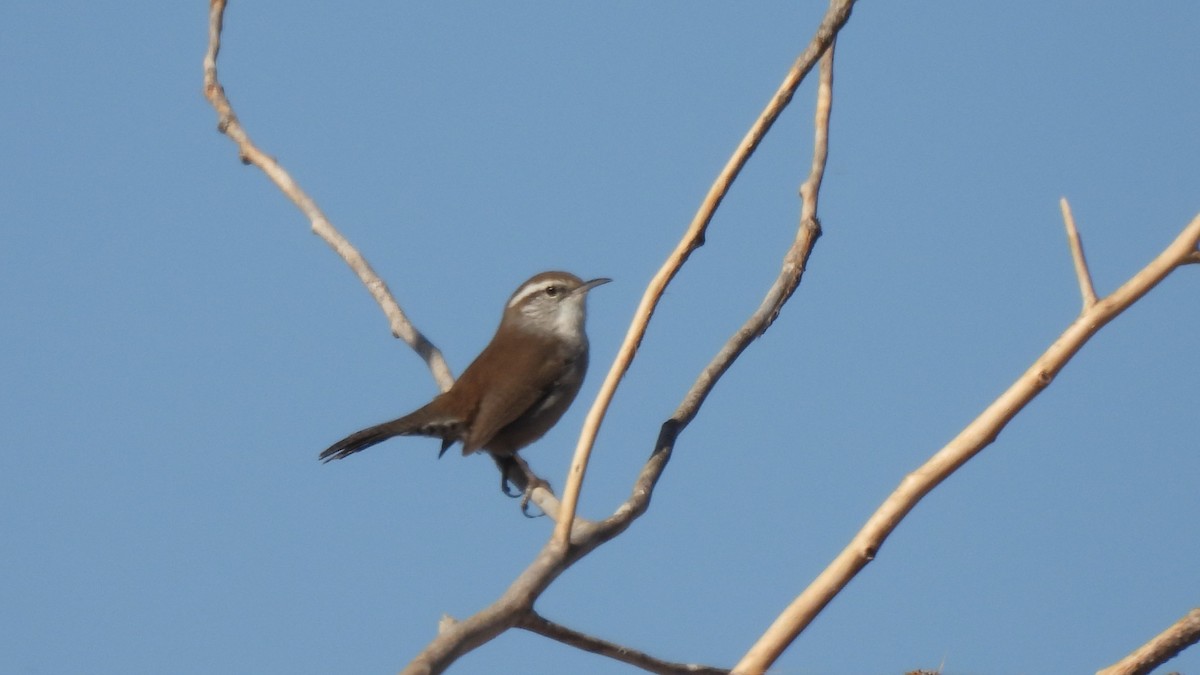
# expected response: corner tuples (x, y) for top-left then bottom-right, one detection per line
(2, 3), (1198, 674)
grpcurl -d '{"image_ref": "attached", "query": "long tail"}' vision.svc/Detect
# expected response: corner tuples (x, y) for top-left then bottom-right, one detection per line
(319, 405), (464, 463)
(319, 420), (407, 462)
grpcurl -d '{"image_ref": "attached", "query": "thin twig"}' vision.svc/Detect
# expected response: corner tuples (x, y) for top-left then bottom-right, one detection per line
(517, 611), (730, 675)
(202, 0), (453, 391)
(676, 40), (834, 424)
(552, 0), (858, 547)
(1060, 197), (1099, 310)
(733, 213), (1200, 675)
(800, 41), (834, 223)
(1097, 608), (1200, 675)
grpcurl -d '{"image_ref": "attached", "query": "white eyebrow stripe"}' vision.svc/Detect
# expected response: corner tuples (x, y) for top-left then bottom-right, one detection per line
(507, 281), (549, 308)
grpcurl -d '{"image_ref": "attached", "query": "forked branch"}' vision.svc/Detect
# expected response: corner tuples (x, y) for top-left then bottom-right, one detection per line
(1060, 197), (1098, 309)
(732, 211), (1200, 674)
(552, 0), (857, 546)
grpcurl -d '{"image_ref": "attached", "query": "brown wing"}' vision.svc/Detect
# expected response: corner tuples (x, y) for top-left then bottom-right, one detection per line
(457, 330), (577, 456)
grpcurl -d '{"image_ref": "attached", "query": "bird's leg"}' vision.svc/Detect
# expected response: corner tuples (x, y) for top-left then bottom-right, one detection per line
(491, 454), (525, 498)
(490, 454), (553, 518)
(512, 454), (553, 518)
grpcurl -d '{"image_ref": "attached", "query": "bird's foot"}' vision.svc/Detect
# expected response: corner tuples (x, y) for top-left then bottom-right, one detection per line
(519, 475), (553, 518)
(502, 479), (524, 499)
(494, 456), (525, 498)
(491, 454), (553, 517)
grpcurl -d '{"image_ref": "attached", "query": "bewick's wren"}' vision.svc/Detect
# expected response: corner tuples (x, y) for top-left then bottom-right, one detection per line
(320, 272), (610, 481)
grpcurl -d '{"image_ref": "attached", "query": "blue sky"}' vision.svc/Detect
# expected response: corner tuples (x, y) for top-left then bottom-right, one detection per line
(2, 2), (1198, 674)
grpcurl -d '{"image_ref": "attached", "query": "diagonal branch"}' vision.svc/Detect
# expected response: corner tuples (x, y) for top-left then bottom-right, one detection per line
(552, 0), (857, 547)
(1097, 608), (1200, 675)
(517, 611), (730, 675)
(733, 212), (1200, 675)
(202, 0), (453, 391)
(1060, 197), (1099, 310)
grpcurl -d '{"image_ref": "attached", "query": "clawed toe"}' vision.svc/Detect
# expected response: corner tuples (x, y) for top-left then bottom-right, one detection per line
(501, 475), (523, 498)
(519, 476), (552, 518)
(491, 454), (552, 516)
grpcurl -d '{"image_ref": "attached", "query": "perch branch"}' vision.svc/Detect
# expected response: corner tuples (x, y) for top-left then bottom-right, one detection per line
(552, 0), (857, 547)
(202, 0), (453, 390)
(1060, 197), (1098, 310)
(517, 611), (730, 675)
(1096, 608), (1200, 675)
(733, 212), (1200, 675)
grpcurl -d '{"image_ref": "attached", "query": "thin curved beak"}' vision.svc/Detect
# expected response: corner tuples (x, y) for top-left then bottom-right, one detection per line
(578, 277), (612, 295)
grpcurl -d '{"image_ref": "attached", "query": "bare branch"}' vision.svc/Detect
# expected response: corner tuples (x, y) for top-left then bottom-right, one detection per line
(800, 41), (834, 223)
(517, 612), (730, 675)
(1060, 197), (1099, 310)
(733, 212), (1200, 675)
(552, 0), (858, 547)
(1097, 608), (1200, 675)
(202, 0), (453, 391)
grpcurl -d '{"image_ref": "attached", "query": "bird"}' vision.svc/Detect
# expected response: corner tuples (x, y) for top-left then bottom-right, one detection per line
(320, 271), (609, 496)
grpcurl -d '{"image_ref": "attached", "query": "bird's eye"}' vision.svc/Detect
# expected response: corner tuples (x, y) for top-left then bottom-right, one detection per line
(545, 285), (560, 297)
